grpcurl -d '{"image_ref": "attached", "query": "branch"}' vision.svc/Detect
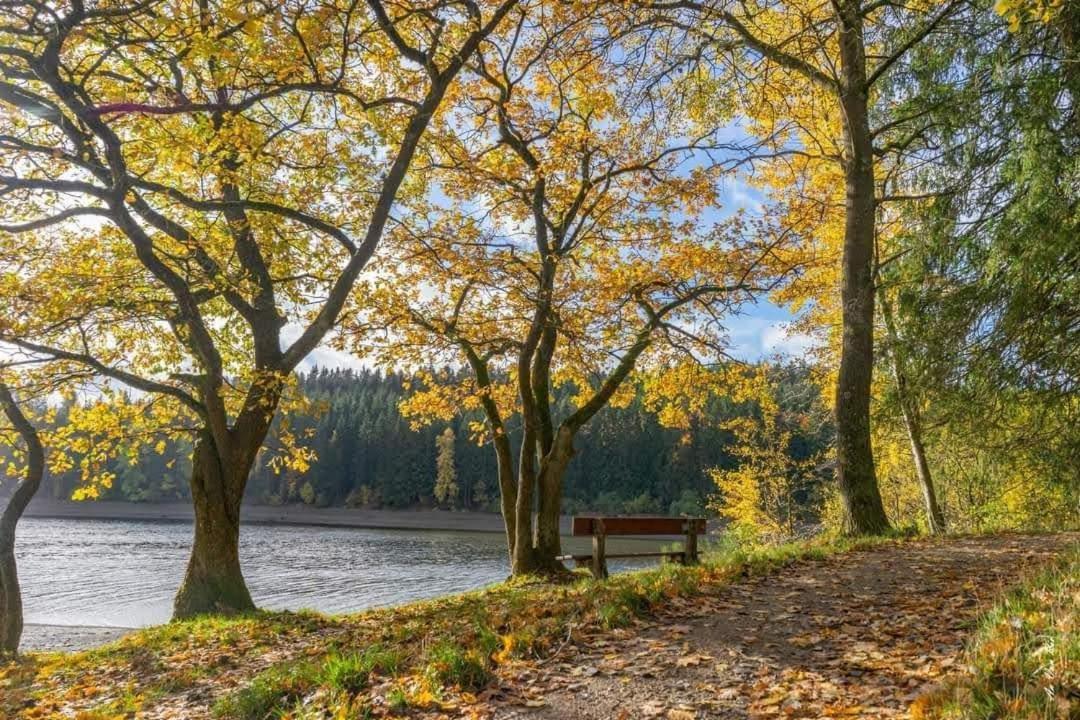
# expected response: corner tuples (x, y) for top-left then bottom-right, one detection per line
(2, 337), (206, 417)
(0, 379), (44, 529)
(651, 0), (837, 89)
(0, 206), (109, 232)
(866, 0), (963, 87)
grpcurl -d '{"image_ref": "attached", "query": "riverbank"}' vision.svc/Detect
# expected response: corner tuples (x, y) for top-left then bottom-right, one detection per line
(17, 515), (679, 633)
(5, 533), (1073, 720)
(20, 624), (133, 653)
(26, 498), (520, 533)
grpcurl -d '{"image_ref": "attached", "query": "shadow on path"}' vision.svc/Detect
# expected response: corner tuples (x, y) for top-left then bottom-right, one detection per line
(491, 534), (1074, 719)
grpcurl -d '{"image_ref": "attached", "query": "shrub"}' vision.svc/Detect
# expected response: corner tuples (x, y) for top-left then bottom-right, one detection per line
(298, 481), (316, 506)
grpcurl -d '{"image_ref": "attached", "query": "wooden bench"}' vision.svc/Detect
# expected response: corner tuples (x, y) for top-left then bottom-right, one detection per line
(557, 516), (707, 579)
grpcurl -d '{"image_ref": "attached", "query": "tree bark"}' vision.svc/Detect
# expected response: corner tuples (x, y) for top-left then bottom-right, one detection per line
(880, 292), (946, 533)
(534, 426), (575, 568)
(0, 382), (44, 653)
(834, 0), (891, 535)
(172, 431), (255, 618)
(510, 466), (537, 575)
(493, 434), (518, 563)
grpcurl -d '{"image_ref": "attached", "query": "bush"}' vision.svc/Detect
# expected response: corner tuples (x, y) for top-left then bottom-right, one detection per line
(669, 489), (705, 517)
(622, 492), (661, 514)
(298, 481), (316, 505)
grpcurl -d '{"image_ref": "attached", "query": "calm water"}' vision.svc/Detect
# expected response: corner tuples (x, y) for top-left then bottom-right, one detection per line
(16, 517), (658, 628)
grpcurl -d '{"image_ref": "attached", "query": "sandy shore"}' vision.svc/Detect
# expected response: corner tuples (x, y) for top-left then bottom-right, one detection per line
(22, 624), (134, 652)
(25, 499), (532, 533)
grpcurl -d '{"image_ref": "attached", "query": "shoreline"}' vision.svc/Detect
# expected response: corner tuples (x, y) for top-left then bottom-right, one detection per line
(25, 499), (532, 534)
(21, 623), (134, 653)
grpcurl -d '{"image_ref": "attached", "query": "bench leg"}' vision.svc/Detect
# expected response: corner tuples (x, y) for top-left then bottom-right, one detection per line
(591, 531), (608, 579)
(684, 528), (699, 566)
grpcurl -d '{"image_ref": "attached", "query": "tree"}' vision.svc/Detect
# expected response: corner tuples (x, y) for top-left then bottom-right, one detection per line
(710, 364), (830, 542)
(434, 427), (458, 507)
(864, 0), (1078, 531)
(877, 287), (945, 533)
(355, 0), (800, 573)
(0, 374), (45, 653)
(634, 0), (992, 533)
(0, 0), (517, 616)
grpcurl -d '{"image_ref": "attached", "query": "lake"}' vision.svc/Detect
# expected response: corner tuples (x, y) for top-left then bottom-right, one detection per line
(17, 517), (662, 628)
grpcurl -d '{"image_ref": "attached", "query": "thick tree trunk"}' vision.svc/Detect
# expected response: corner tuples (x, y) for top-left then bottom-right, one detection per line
(834, 1), (891, 535)
(0, 382), (44, 653)
(880, 294), (946, 533)
(533, 427), (575, 569)
(173, 432), (255, 618)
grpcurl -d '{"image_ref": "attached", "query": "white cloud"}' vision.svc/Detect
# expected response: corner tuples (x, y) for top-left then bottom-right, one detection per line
(761, 322), (818, 358)
(280, 324), (369, 373)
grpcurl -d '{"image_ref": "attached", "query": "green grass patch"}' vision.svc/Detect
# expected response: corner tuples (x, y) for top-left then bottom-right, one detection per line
(423, 640), (491, 692)
(913, 545), (1078, 719)
(212, 659), (321, 720)
(321, 645), (403, 694)
(211, 644), (405, 720)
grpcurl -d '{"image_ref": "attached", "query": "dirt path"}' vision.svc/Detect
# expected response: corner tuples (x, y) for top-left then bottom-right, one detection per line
(489, 534), (1074, 719)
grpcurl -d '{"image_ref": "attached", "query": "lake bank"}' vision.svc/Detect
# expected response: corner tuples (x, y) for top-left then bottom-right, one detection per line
(21, 624), (133, 653)
(26, 498), (521, 533)
(15, 516), (671, 632)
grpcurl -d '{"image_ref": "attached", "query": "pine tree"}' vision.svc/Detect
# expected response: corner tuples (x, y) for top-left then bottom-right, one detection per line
(434, 428), (458, 507)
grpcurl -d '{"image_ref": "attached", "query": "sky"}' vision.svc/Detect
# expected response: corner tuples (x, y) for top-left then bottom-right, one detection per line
(295, 173), (816, 375)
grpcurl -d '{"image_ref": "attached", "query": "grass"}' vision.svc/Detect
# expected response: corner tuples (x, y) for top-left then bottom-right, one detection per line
(423, 641), (492, 692)
(1, 532), (910, 719)
(913, 546), (1078, 719)
(322, 645), (404, 693)
(212, 660), (321, 719)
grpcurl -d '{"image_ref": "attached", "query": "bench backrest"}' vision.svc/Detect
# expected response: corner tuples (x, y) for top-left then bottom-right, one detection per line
(571, 516), (706, 536)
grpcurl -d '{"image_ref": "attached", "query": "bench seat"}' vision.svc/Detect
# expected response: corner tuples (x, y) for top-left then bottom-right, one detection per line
(565, 515), (706, 579)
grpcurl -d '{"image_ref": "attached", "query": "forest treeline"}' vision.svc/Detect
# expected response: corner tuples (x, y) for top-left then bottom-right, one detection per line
(31, 364), (829, 520)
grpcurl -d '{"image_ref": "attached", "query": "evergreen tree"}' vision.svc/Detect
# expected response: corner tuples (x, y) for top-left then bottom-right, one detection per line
(434, 428), (458, 507)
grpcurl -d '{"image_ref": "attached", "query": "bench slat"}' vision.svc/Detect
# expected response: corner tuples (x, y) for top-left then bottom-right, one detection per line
(557, 551), (685, 561)
(571, 516), (706, 536)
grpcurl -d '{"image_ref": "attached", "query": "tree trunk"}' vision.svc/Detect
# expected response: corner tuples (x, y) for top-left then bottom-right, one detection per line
(511, 456), (537, 575)
(0, 525), (23, 654)
(172, 431), (255, 618)
(533, 427), (575, 570)
(902, 408), (945, 533)
(880, 293), (946, 533)
(834, 1), (891, 535)
(493, 435), (518, 564)
(0, 382), (44, 653)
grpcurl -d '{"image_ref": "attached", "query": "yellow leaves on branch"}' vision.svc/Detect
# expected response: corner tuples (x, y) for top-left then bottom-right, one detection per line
(339, 2), (809, 442)
(709, 366), (827, 543)
(994, 0), (1064, 31)
(51, 391), (185, 500)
